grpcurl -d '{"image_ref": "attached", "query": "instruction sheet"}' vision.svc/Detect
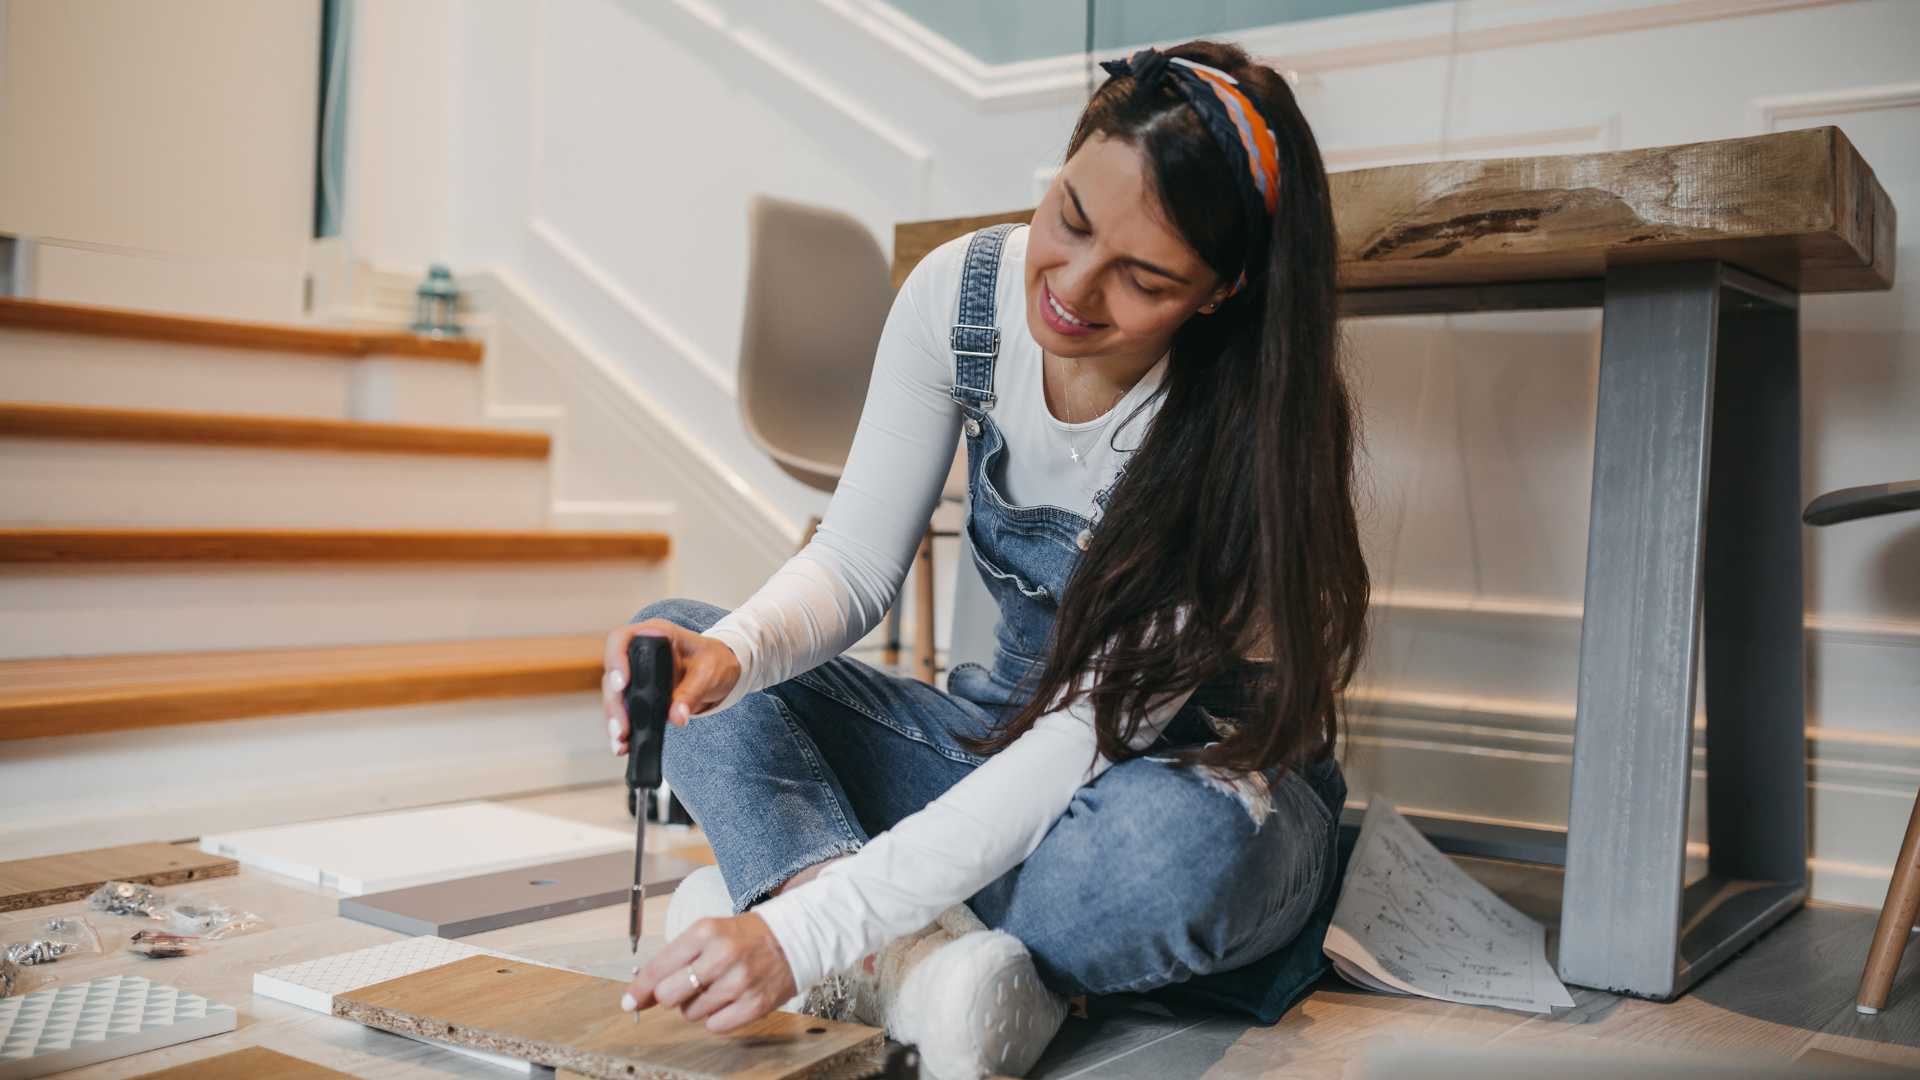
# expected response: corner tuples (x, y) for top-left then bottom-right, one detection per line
(1323, 800), (1576, 1014)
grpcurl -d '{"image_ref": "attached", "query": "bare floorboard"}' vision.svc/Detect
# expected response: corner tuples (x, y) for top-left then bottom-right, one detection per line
(1028, 856), (1920, 1077)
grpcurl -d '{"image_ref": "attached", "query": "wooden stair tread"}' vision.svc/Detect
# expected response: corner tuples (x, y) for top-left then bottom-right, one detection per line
(0, 527), (669, 562)
(0, 297), (483, 362)
(0, 634), (605, 739)
(0, 401), (549, 458)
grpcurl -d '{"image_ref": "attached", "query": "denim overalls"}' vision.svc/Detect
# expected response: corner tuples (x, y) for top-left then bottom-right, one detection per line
(941, 222), (1346, 1022)
(649, 223), (1346, 1025)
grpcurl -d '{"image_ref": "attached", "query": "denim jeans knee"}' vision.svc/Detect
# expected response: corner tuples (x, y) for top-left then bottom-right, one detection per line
(972, 754), (1334, 997)
(660, 682), (868, 913)
(631, 595), (729, 634)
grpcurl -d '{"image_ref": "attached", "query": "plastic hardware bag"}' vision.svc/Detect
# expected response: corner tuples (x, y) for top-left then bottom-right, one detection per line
(87, 880), (167, 919)
(2, 915), (102, 966)
(87, 881), (263, 940)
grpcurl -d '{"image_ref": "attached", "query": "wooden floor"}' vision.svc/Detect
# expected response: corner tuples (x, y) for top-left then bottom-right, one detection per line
(8, 783), (1919, 1078)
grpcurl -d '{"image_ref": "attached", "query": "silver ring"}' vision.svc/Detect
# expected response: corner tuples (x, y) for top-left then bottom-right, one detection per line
(685, 967), (703, 993)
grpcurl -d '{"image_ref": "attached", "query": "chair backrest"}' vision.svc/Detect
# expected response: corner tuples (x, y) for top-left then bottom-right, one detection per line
(739, 195), (895, 479)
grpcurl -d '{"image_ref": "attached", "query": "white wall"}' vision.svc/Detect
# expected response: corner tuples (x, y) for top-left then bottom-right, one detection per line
(0, 0), (322, 319)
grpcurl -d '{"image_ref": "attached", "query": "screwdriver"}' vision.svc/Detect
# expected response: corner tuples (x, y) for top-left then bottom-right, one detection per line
(623, 634), (673, 957)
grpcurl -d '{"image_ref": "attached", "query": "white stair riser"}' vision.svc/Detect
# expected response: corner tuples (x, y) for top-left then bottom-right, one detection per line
(0, 692), (620, 859)
(0, 561), (667, 657)
(347, 356), (487, 425)
(0, 439), (552, 528)
(0, 329), (483, 424)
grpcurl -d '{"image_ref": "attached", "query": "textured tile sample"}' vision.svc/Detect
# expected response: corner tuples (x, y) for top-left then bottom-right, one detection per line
(252, 937), (495, 1014)
(200, 801), (631, 895)
(335, 955), (885, 1079)
(0, 975), (235, 1079)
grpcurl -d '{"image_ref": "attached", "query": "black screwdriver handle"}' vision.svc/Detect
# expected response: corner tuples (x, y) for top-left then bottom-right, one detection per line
(624, 635), (672, 792)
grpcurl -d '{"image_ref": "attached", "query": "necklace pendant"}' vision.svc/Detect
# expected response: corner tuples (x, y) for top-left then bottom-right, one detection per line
(1069, 446), (1082, 464)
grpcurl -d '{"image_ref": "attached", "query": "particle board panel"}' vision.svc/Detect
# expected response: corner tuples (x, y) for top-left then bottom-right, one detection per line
(893, 127), (1896, 297)
(204, 802), (633, 895)
(128, 1046), (356, 1079)
(334, 955), (885, 1080)
(0, 843), (236, 913)
(340, 851), (705, 938)
(0, 975), (236, 1079)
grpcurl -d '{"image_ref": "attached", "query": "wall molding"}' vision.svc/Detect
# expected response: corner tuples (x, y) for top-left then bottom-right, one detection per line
(818, 0), (1855, 110)
(475, 265), (799, 569)
(1024, 114), (1621, 187)
(528, 218), (738, 396)
(1750, 80), (1920, 132)
(1319, 116), (1622, 169)
(318, 257), (795, 568)
(550, 0), (933, 215)
(1344, 683), (1920, 797)
(1371, 586), (1920, 644)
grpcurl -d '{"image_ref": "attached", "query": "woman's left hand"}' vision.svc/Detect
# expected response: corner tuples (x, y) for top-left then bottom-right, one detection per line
(622, 912), (797, 1032)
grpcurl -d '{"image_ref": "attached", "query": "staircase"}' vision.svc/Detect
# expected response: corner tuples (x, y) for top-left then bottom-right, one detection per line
(0, 296), (684, 856)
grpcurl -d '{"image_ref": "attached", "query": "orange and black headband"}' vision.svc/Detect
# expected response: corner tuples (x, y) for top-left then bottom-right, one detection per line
(1098, 49), (1281, 300)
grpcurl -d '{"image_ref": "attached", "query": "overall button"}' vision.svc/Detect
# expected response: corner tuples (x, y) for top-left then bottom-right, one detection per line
(964, 418), (982, 438)
(1075, 528), (1091, 551)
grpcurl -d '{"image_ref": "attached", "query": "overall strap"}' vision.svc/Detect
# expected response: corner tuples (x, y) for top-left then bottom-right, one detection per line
(948, 222), (1020, 411)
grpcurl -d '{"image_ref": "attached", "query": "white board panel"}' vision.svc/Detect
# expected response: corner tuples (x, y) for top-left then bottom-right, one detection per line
(200, 802), (631, 895)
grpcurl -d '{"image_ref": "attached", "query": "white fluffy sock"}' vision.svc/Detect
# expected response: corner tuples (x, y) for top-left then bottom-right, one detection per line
(796, 902), (1067, 1079)
(887, 924), (1067, 1079)
(684, 869), (1066, 1076)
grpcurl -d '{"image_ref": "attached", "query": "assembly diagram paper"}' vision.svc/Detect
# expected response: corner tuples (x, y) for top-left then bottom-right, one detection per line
(1323, 800), (1576, 1014)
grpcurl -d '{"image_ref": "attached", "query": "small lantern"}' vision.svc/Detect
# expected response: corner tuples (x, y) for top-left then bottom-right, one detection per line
(411, 263), (462, 337)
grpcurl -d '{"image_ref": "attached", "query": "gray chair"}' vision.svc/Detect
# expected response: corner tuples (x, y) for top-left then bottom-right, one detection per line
(738, 195), (967, 681)
(1814, 480), (1920, 1014)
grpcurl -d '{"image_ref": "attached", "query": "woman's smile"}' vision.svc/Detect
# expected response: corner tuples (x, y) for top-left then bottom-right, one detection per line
(1038, 280), (1104, 337)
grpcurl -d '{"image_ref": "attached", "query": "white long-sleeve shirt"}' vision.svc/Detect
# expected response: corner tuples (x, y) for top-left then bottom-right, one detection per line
(697, 224), (1196, 991)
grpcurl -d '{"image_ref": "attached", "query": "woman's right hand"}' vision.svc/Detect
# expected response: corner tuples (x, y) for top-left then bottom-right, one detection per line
(603, 619), (743, 755)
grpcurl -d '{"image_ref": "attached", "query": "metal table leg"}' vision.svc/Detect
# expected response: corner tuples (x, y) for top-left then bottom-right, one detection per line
(1559, 260), (1808, 999)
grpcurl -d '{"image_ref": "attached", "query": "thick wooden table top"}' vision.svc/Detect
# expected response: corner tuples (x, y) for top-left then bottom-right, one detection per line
(893, 126), (1895, 299)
